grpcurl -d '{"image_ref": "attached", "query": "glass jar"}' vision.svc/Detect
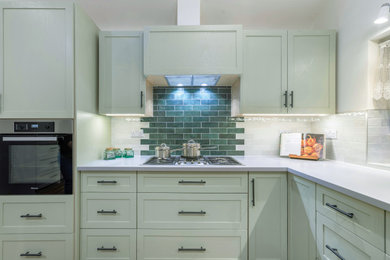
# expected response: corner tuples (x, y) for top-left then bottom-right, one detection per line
(123, 148), (134, 158)
(104, 148), (116, 160)
(113, 148), (122, 158)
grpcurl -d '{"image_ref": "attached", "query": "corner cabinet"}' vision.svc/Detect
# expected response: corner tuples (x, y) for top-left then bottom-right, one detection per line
(288, 175), (316, 260)
(241, 30), (336, 115)
(144, 25), (243, 75)
(249, 173), (287, 260)
(0, 2), (74, 118)
(288, 30), (336, 114)
(99, 31), (145, 115)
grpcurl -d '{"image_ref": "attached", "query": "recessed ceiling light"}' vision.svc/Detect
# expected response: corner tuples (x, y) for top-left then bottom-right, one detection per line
(375, 3), (390, 24)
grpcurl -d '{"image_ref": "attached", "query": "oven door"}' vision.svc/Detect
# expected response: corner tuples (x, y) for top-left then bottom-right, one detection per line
(0, 135), (72, 195)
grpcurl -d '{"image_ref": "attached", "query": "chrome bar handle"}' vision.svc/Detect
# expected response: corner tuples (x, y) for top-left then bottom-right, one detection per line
(178, 180), (206, 184)
(326, 245), (345, 260)
(251, 178), (255, 206)
(178, 246), (206, 252)
(20, 214), (42, 218)
(325, 203), (354, 218)
(97, 210), (117, 214)
(178, 210), (206, 215)
(97, 180), (117, 184)
(20, 251), (42, 257)
(97, 246), (117, 251)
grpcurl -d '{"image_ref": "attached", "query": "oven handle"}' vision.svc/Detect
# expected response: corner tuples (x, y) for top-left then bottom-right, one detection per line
(2, 137), (57, 142)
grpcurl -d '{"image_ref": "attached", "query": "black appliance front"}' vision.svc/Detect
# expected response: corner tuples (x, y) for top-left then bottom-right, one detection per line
(0, 120), (73, 195)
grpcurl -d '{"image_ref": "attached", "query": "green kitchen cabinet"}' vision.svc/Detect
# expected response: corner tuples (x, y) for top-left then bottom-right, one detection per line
(241, 30), (287, 114)
(386, 212), (390, 254)
(288, 30), (336, 114)
(288, 175), (317, 260)
(99, 31), (145, 115)
(144, 25), (243, 75)
(249, 173), (287, 260)
(0, 1), (74, 118)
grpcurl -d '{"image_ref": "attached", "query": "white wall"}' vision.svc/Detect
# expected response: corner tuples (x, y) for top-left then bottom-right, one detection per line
(314, 0), (390, 112)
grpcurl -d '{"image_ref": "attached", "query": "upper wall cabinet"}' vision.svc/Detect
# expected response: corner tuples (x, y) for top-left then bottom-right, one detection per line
(241, 31), (287, 114)
(99, 31), (145, 115)
(288, 30), (336, 114)
(144, 25), (243, 75)
(0, 2), (74, 118)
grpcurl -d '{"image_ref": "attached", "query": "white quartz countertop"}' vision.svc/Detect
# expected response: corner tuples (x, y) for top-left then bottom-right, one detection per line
(78, 156), (390, 211)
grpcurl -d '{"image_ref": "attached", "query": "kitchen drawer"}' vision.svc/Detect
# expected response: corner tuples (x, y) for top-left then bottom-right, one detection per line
(81, 193), (136, 229)
(138, 172), (248, 193)
(138, 193), (247, 229)
(137, 229), (247, 260)
(0, 234), (73, 260)
(81, 172), (136, 193)
(317, 213), (385, 260)
(316, 185), (385, 250)
(0, 196), (73, 234)
(81, 229), (136, 260)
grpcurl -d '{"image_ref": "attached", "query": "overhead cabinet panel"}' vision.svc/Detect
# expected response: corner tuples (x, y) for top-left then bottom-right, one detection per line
(241, 31), (287, 114)
(144, 25), (243, 75)
(0, 2), (74, 118)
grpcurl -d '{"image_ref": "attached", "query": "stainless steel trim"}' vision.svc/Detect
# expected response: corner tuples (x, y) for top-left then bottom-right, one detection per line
(0, 119), (73, 134)
(3, 137), (57, 142)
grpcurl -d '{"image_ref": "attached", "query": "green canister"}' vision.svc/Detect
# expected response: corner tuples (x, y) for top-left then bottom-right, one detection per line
(104, 148), (116, 160)
(123, 148), (134, 158)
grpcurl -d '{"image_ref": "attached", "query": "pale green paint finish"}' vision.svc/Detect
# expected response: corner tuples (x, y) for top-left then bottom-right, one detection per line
(81, 172), (137, 193)
(288, 175), (317, 260)
(137, 193), (247, 230)
(317, 213), (385, 260)
(137, 229), (247, 260)
(144, 25), (243, 75)
(0, 195), (73, 234)
(387, 212), (390, 255)
(80, 229), (136, 260)
(241, 30), (288, 114)
(317, 185), (385, 251)
(0, 233), (73, 260)
(0, 1), (74, 118)
(249, 173), (287, 260)
(99, 31), (145, 115)
(288, 30), (336, 114)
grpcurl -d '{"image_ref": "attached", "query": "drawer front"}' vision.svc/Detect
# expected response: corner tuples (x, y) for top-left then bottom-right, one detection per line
(137, 230), (247, 260)
(81, 172), (136, 193)
(317, 213), (385, 260)
(316, 185), (385, 250)
(81, 229), (136, 260)
(138, 172), (248, 193)
(138, 193), (247, 229)
(0, 234), (73, 260)
(81, 193), (136, 229)
(0, 196), (73, 234)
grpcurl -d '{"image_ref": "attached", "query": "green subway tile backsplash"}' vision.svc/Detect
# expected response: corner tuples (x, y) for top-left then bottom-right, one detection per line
(141, 86), (244, 156)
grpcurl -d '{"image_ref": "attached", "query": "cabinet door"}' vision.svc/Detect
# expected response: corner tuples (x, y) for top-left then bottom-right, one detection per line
(144, 25), (242, 75)
(386, 212), (390, 255)
(241, 31), (288, 114)
(0, 2), (74, 118)
(288, 175), (316, 260)
(99, 31), (145, 115)
(288, 31), (336, 114)
(249, 173), (287, 260)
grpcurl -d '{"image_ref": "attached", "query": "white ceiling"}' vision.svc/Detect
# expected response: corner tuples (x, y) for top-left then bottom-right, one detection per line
(76, 0), (329, 31)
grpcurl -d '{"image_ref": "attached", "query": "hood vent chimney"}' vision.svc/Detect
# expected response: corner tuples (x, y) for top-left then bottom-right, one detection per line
(177, 0), (200, 25)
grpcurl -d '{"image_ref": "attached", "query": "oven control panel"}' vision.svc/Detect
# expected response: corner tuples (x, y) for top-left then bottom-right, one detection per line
(14, 122), (55, 132)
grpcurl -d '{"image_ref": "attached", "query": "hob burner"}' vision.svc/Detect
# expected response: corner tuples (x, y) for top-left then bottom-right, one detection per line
(143, 156), (242, 166)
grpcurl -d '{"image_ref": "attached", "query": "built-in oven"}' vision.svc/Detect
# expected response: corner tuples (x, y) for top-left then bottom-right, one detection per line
(0, 120), (73, 195)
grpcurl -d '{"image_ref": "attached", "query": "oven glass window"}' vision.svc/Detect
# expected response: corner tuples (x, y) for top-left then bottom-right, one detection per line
(9, 145), (61, 184)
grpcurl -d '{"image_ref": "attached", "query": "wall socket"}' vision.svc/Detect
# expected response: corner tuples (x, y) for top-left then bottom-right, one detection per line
(324, 129), (337, 139)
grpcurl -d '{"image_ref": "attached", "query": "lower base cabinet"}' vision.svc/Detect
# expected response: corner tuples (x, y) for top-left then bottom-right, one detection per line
(249, 173), (287, 260)
(0, 234), (73, 260)
(137, 230), (247, 260)
(81, 229), (136, 260)
(317, 213), (385, 260)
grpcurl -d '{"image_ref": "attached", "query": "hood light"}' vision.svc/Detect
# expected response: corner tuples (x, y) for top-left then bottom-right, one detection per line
(165, 75), (220, 86)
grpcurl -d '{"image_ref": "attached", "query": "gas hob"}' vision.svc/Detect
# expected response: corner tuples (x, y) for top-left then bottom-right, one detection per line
(143, 156), (242, 166)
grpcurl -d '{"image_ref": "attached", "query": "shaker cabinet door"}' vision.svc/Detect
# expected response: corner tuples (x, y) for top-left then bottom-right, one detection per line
(0, 2), (74, 118)
(241, 30), (288, 114)
(288, 30), (336, 114)
(248, 173), (287, 260)
(99, 31), (145, 115)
